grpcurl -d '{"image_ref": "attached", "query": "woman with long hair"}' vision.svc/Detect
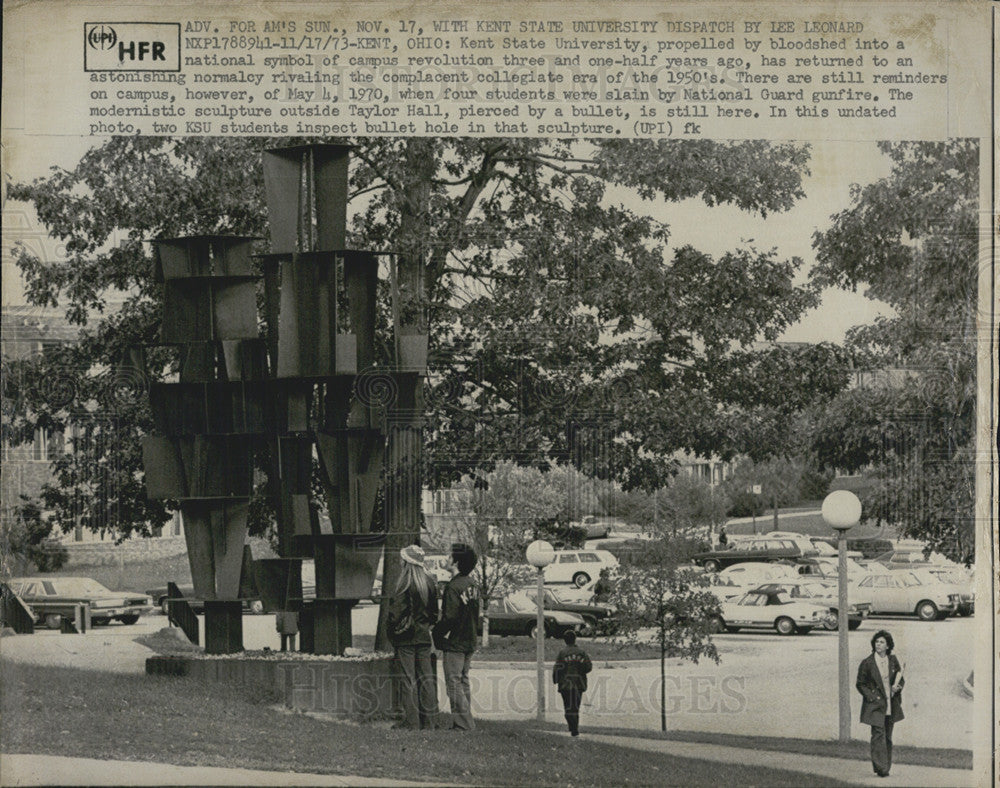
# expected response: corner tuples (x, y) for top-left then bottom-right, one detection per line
(388, 544), (440, 729)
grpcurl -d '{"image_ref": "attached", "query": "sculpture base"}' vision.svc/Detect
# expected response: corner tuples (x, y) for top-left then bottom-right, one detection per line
(204, 600), (243, 654)
(145, 653), (426, 720)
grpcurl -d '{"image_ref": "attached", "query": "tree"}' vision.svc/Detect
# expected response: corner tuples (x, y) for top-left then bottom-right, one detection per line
(809, 141), (978, 562)
(652, 474), (730, 540)
(432, 462), (557, 645)
(7, 137), (824, 646)
(607, 563), (720, 732)
(1, 498), (69, 574)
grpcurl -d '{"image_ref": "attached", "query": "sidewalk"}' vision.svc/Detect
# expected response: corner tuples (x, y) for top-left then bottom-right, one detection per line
(0, 754), (448, 787)
(546, 731), (976, 787)
(2, 734), (977, 787)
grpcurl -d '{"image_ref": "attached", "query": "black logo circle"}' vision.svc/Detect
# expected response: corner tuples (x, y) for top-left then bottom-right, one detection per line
(88, 25), (118, 50)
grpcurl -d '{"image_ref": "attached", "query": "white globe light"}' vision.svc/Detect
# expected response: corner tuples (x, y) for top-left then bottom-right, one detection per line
(821, 490), (862, 530)
(525, 539), (555, 568)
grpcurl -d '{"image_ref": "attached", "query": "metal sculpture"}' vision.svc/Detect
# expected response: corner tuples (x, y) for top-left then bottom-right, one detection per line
(141, 144), (402, 655)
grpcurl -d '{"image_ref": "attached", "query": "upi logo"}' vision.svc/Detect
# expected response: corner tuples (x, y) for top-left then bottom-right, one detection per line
(87, 25), (118, 50)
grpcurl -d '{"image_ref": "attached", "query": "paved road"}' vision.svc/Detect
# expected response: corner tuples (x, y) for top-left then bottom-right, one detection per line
(464, 616), (976, 750)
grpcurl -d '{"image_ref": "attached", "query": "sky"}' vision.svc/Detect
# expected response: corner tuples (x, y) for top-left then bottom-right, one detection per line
(2, 136), (893, 344)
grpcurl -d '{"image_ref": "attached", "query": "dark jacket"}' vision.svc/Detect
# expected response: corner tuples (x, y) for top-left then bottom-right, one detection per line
(553, 645), (592, 693)
(437, 573), (479, 654)
(856, 652), (905, 727)
(388, 579), (439, 647)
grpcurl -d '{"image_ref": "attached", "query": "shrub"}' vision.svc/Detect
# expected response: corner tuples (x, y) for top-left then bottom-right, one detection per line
(726, 491), (765, 518)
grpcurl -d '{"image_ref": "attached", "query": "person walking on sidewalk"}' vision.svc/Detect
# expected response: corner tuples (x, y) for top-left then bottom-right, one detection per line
(435, 543), (479, 730)
(388, 545), (440, 729)
(856, 629), (905, 777)
(553, 630), (592, 737)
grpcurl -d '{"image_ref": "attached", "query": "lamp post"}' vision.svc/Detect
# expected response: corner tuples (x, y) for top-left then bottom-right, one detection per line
(526, 539), (555, 722)
(821, 490), (862, 744)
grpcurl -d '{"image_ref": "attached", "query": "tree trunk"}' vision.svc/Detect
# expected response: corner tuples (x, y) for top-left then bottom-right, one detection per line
(772, 491), (779, 532)
(374, 139), (434, 652)
(660, 644), (667, 732)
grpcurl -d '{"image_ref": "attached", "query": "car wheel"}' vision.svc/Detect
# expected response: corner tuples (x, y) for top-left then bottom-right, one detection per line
(823, 614), (839, 631)
(248, 599), (264, 615)
(703, 559), (720, 573)
(161, 599), (171, 616)
(708, 615), (726, 635)
(43, 613), (62, 630)
(916, 600), (938, 621)
(529, 624), (541, 640)
(775, 617), (796, 636)
(572, 572), (591, 588)
(578, 617), (596, 637)
(118, 614), (140, 625)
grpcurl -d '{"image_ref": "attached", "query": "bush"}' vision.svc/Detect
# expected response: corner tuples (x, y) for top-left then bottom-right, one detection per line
(28, 539), (69, 572)
(799, 467), (833, 501)
(607, 536), (710, 570)
(726, 491), (765, 518)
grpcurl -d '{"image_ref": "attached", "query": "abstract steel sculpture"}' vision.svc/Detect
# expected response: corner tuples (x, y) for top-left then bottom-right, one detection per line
(141, 143), (414, 655)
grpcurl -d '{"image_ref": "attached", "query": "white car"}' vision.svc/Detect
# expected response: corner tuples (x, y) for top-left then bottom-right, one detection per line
(542, 549), (619, 587)
(854, 571), (960, 620)
(717, 561), (799, 587)
(905, 567), (973, 616)
(714, 588), (834, 635)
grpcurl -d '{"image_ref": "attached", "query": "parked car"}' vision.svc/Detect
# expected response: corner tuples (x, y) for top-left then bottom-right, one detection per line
(903, 567), (974, 616)
(712, 588), (834, 635)
(145, 584), (265, 615)
(793, 556), (873, 581)
(542, 549), (619, 587)
(10, 576), (153, 629)
(692, 538), (805, 572)
(575, 515), (610, 540)
(854, 571), (960, 620)
(716, 561), (800, 587)
(519, 585), (614, 636)
(483, 591), (586, 639)
(750, 580), (870, 630)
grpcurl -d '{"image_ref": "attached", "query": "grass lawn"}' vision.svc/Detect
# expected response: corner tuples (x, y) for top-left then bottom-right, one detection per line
(43, 554), (192, 595)
(0, 661), (850, 787)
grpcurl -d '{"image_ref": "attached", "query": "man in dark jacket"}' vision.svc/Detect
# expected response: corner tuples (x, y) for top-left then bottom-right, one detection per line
(856, 629), (905, 777)
(436, 543), (479, 730)
(553, 630), (592, 737)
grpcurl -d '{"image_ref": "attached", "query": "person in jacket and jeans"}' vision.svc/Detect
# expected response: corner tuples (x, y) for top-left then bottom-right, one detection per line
(388, 544), (440, 729)
(435, 543), (479, 730)
(553, 630), (592, 737)
(856, 630), (905, 777)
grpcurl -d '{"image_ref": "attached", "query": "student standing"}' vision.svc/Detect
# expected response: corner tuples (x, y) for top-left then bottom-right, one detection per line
(436, 543), (479, 730)
(388, 545), (440, 729)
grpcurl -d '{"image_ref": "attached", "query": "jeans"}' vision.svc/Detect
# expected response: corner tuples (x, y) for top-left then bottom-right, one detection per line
(395, 645), (438, 729)
(443, 650), (475, 730)
(869, 716), (895, 774)
(560, 688), (583, 735)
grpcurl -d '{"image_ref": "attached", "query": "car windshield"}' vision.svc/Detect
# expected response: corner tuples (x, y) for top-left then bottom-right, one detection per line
(506, 592), (534, 613)
(52, 578), (113, 596)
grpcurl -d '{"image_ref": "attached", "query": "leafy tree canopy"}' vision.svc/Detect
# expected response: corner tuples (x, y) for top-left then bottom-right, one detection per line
(6, 137), (830, 540)
(808, 140), (978, 562)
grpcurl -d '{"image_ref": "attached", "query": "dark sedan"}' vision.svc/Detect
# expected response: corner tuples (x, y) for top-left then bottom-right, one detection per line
(692, 538), (805, 572)
(482, 592), (586, 639)
(520, 586), (614, 636)
(145, 583), (265, 615)
(9, 576), (153, 629)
